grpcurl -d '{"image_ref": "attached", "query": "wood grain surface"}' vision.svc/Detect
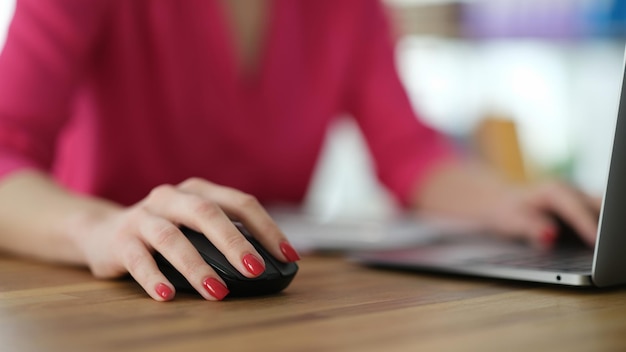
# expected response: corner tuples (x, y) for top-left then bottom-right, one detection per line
(1, 254), (625, 352)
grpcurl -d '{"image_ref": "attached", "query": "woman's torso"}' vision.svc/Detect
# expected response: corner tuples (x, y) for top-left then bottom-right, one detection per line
(56, 0), (365, 205)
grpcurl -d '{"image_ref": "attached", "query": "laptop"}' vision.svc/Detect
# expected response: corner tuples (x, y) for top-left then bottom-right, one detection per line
(270, 207), (469, 252)
(350, 55), (626, 288)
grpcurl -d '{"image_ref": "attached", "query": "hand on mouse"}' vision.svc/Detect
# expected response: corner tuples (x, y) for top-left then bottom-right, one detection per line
(75, 178), (300, 302)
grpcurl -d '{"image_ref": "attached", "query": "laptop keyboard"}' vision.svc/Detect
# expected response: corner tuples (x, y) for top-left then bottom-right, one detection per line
(467, 249), (593, 272)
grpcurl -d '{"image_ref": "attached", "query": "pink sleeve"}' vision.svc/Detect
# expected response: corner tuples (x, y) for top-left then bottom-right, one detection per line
(0, 0), (109, 178)
(343, 0), (459, 207)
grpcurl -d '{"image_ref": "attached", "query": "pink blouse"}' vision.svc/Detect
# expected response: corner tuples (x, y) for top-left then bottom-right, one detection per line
(0, 0), (455, 207)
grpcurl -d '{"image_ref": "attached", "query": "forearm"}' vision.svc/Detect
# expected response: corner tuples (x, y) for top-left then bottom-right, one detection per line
(0, 169), (121, 265)
(410, 159), (514, 222)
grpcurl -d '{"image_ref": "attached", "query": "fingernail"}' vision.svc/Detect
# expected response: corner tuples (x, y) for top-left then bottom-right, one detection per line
(155, 283), (174, 301)
(243, 253), (265, 276)
(541, 225), (557, 246)
(280, 241), (300, 262)
(202, 277), (229, 300)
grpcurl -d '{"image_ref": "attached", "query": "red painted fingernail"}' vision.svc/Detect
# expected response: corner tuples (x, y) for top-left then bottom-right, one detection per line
(243, 253), (265, 276)
(541, 225), (557, 246)
(202, 278), (229, 300)
(280, 241), (300, 262)
(155, 283), (174, 301)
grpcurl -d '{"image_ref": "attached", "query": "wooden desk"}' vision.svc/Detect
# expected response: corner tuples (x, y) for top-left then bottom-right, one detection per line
(1, 254), (626, 352)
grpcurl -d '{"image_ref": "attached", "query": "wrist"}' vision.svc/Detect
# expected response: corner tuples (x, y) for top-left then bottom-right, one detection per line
(61, 197), (122, 265)
(411, 160), (515, 219)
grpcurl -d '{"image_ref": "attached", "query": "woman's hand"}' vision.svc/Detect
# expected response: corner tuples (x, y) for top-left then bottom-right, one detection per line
(479, 180), (601, 247)
(75, 178), (300, 302)
(414, 161), (601, 248)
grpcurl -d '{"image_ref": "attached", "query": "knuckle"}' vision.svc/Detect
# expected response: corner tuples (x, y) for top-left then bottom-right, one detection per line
(177, 254), (203, 278)
(179, 177), (209, 191)
(222, 234), (248, 252)
(152, 224), (180, 248)
(124, 206), (148, 225)
(146, 184), (175, 203)
(235, 193), (260, 210)
(189, 197), (221, 219)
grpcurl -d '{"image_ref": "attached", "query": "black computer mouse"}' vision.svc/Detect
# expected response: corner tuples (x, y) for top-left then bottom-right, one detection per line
(153, 223), (298, 297)
(552, 214), (592, 249)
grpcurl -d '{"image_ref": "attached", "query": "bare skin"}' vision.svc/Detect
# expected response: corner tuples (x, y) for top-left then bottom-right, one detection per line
(413, 160), (600, 248)
(219, 0), (268, 80)
(0, 171), (297, 301)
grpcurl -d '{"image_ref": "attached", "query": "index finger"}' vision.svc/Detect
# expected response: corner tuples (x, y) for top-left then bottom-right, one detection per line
(178, 179), (300, 262)
(142, 184), (268, 279)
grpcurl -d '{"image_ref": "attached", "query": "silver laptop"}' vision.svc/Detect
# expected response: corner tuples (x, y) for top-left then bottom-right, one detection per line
(350, 55), (626, 288)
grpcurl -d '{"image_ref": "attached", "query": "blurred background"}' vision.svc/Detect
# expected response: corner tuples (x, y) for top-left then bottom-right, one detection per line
(307, 0), (626, 220)
(1, 0), (624, 220)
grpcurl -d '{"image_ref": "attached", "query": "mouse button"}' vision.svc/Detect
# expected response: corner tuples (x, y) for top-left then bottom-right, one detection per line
(276, 261), (299, 277)
(264, 257), (298, 277)
(181, 228), (217, 253)
(195, 252), (245, 280)
(552, 216), (589, 249)
(182, 228), (234, 268)
(180, 227), (247, 280)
